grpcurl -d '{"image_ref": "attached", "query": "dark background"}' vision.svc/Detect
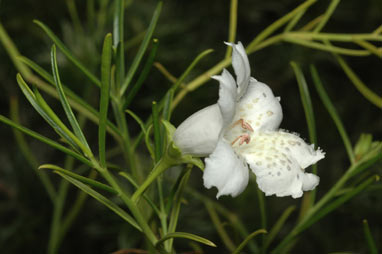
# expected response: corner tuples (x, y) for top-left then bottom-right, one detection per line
(0, 0), (381, 253)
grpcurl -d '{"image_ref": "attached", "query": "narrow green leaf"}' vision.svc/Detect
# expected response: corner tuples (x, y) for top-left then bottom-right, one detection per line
(152, 101), (162, 162)
(34, 20), (101, 87)
(144, 125), (155, 160)
(313, 0), (340, 33)
(51, 45), (90, 150)
(19, 56), (121, 140)
(56, 172), (142, 232)
(291, 62), (317, 145)
(132, 48), (214, 150)
(363, 219), (378, 254)
(40, 164), (116, 194)
(171, 48), (214, 94)
(120, 1), (162, 96)
(167, 168), (192, 250)
(291, 62), (318, 210)
(264, 206), (296, 250)
(225, 0), (238, 58)
(0, 115), (91, 166)
(284, 36), (371, 56)
(298, 175), (379, 233)
(99, 33), (113, 167)
(123, 38), (159, 109)
(0, 22), (32, 78)
(247, 0), (317, 51)
(284, 8), (306, 32)
(113, 0), (124, 90)
(10, 97), (56, 202)
(332, 52), (382, 108)
(162, 89), (174, 122)
(16, 74), (79, 151)
(125, 109), (147, 135)
(310, 65), (355, 164)
(205, 201), (236, 251)
(119, 172), (162, 219)
(156, 232), (216, 248)
(33, 87), (85, 153)
(232, 229), (267, 254)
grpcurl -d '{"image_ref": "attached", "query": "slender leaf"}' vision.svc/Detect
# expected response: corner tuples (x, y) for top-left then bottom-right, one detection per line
(0, 115), (91, 166)
(162, 88), (174, 122)
(16, 74), (79, 151)
(167, 168), (192, 250)
(99, 33), (112, 167)
(9, 97), (56, 202)
(33, 87), (84, 152)
(171, 48), (214, 94)
(284, 36), (371, 56)
(125, 109), (147, 135)
(313, 0), (340, 33)
(40, 164), (116, 194)
(264, 206), (296, 250)
(19, 56), (121, 140)
(205, 201), (236, 251)
(225, 0), (238, 58)
(34, 20), (101, 87)
(155, 232), (216, 248)
(298, 175), (379, 234)
(51, 45), (90, 150)
(310, 65), (355, 164)
(123, 38), (159, 109)
(232, 229), (267, 254)
(120, 1), (162, 96)
(113, 0), (125, 89)
(291, 62), (318, 211)
(332, 52), (382, 108)
(363, 219), (378, 254)
(132, 48), (214, 150)
(247, 0), (317, 50)
(56, 172), (141, 231)
(119, 172), (162, 220)
(152, 101), (162, 162)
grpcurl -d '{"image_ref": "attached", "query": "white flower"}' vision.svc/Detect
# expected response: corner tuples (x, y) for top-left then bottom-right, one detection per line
(174, 42), (325, 199)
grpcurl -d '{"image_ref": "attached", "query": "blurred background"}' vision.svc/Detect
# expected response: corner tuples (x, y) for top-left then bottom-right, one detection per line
(0, 0), (381, 253)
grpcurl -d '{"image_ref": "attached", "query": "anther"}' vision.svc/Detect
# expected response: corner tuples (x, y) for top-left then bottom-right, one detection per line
(231, 119), (254, 132)
(231, 133), (251, 146)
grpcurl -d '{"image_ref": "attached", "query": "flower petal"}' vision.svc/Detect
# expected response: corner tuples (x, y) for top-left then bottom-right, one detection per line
(234, 79), (283, 132)
(173, 104), (223, 156)
(237, 131), (323, 198)
(203, 139), (249, 198)
(225, 41), (250, 99)
(213, 69), (237, 127)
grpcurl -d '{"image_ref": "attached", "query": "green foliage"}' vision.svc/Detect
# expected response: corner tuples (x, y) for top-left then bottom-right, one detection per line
(0, 0), (380, 253)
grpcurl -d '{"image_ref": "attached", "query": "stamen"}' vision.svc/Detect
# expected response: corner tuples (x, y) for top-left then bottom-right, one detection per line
(231, 134), (251, 146)
(231, 119), (254, 132)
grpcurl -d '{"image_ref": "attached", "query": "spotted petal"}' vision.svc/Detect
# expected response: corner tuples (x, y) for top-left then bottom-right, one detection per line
(225, 41), (250, 100)
(237, 131), (323, 198)
(204, 139), (249, 198)
(234, 79), (283, 132)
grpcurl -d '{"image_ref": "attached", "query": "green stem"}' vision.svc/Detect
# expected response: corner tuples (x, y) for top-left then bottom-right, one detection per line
(91, 158), (158, 246)
(48, 180), (70, 254)
(205, 201), (236, 252)
(225, 0), (238, 58)
(257, 187), (267, 252)
(310, 65), (356, 164)
(247, 0), (317, 50)
(132, 156), (175, 203)
(272, 160), (372, 253)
